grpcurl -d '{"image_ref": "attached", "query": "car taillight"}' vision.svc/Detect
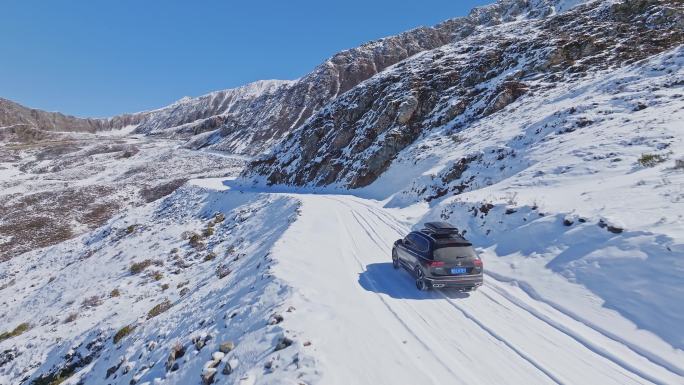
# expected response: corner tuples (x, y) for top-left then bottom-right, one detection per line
(429, 261), (445, 267)
(474, 259), (483, 267)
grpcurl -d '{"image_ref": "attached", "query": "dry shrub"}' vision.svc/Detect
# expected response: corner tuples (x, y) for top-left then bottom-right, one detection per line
(638, 153), (666, 167)
(213, 213), (225, 223)
(147, 299), (172, 319)
(188, 233), (204, 249)
(113, 324), (135, 344)
(130, 259), (162, 274)
(81, 295), (102, 308)
(0, 322), (30, 341)
(63, 313), (78, 323)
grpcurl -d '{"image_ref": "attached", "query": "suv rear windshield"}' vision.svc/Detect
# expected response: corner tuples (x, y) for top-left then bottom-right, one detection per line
(433, 245), (477, 262)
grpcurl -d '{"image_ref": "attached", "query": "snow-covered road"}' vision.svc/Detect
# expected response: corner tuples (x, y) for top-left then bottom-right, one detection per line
(271, 194), (684, 385)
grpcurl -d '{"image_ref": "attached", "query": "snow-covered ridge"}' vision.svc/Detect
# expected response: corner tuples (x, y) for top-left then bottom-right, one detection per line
(160, 80), (294, 111)
(128, 0), (595, 154)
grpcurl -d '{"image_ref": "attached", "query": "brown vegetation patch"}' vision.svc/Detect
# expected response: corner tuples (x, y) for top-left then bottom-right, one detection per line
(139, 179), (187, 203)
(0, 185), (116, 261)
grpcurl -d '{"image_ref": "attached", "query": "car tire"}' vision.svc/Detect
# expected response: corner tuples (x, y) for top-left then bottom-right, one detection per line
(415, 267), (429, 291)
(392, 251), (400, 269)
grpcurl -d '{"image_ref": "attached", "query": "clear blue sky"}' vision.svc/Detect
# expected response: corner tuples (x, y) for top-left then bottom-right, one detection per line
(0, 1), (489, 117)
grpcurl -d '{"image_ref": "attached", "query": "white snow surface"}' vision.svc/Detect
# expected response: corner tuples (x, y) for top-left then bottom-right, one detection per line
(1, 185), (318, 385)
(272, 193), (684, 385)
(2, 7), (684, 385)
(3, 173), (682, 384)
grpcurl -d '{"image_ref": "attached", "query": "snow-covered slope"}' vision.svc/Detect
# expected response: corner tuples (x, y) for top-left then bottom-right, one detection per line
(4, 177), (682, 384)
(1, 184), (317, 385)
(0, 132), (245, 261)
(2, 0), (684, 384)
(128, 0), (594, 156)
(123, 0), (571, 155)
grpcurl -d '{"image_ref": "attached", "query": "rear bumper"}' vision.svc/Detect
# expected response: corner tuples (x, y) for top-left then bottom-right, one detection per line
(424, 275), (483, 289)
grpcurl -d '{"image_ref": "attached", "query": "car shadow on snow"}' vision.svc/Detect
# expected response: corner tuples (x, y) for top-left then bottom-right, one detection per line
(358, 262), (470, 300)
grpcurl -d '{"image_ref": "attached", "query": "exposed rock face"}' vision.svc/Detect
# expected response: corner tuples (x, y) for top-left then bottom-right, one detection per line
(139, 0), (591, 155)
(249, 0), (684, 188)
(122, 21), (475, 154)
(4, 0), (681, 175)
(0, 0), (581, 154)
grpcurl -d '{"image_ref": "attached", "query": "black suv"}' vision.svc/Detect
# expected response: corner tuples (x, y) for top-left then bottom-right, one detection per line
(392, 222), (483, 291)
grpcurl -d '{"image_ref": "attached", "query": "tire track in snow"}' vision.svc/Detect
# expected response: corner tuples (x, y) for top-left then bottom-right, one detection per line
(326, 196), (407, 237)
(333, 197), (563, 384)
(348, 210), (392, 253)
(347, 197), (661, 384)
(327, 195), (408, 236)
(346, 196), (680, 384)
(332, 203), (469, 384)
(331, 196), (579, 384)
(285, 194), (677, 385)
(355, 201), (409, 236)
(479, 281), (681, 385)
(484, 272), (684, 379)
(439, 293), (567, 385)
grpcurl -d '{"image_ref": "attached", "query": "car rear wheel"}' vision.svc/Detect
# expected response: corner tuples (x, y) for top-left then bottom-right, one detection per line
(415, 267), (429, 291)
(392, 251), (399, 269)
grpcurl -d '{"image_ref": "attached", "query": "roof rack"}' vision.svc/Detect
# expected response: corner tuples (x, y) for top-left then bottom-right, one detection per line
(423, 221), (459, 234)
(421, 222), (470, 244)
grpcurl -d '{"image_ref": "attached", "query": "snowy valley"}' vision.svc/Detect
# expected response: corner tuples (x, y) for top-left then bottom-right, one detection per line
(1, 0), (684, 384)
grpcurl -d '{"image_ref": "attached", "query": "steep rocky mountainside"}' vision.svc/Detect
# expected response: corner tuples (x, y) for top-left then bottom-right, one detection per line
(250, 0), (684, 187)
(1, 0), (590, 156)
(133, 0), (574, 155)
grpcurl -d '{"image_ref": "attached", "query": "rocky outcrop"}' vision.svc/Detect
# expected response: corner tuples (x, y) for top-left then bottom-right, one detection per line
(249, 0), (684, 188)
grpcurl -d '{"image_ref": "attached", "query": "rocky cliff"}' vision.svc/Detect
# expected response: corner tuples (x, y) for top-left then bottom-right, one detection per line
(249, 0), (684, 187)
(132, 0), (593, 155)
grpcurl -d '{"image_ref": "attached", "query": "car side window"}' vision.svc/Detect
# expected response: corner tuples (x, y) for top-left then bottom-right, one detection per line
(403, 235), (413, 247)
(406, 233), (429, 254)
(404, 234), (417, 250)
(414, 235), (430, 254)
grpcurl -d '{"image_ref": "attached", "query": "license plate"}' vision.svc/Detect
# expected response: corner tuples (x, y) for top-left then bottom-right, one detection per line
(451, 267), (467, 274)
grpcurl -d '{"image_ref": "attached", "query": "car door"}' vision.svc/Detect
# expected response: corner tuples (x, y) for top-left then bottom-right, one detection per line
(402, 233), (423, 268)
(411, 234), (431, 268)
(397, 234), (414, 265)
